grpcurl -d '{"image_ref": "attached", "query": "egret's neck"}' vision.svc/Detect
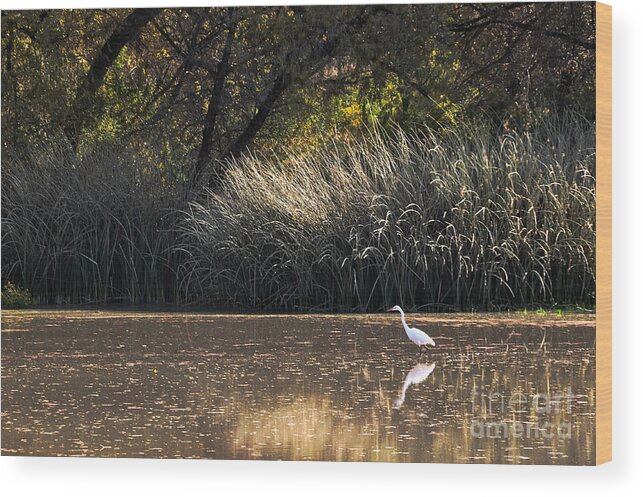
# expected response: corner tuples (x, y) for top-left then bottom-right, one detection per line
(398, 310), (410, 332)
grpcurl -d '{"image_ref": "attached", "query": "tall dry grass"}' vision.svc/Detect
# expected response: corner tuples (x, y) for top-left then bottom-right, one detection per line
(2, 116), (595, 310)
(2, 142), (181, 304)
(179, 116), (595, 311)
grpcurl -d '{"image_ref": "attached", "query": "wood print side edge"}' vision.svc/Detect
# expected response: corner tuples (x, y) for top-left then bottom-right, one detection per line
(596, 1), (612, 466)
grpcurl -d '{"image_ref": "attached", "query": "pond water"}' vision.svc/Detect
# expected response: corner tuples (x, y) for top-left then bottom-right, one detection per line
(1, 311), (595, 464)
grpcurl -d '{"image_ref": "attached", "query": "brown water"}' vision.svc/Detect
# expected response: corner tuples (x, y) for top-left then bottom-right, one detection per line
(1, 311), (595, 464)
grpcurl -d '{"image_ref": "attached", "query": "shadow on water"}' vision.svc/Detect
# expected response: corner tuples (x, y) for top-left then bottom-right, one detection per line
(1, 312), (595, 464)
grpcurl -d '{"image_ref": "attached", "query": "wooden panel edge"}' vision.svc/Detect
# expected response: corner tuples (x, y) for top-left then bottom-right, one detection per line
(596, 1), (612, 466)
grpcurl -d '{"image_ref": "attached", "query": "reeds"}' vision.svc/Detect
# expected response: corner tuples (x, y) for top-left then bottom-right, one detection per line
(2, 116), (595, 310)
(1, 142), (181, 304)
(179, 116), (596, 311)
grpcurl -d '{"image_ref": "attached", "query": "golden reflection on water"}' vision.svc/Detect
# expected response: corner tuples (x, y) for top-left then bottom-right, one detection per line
(1, 312), (595, 464)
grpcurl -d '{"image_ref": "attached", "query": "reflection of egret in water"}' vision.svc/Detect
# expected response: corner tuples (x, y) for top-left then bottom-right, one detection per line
(394, 362), (436, 409)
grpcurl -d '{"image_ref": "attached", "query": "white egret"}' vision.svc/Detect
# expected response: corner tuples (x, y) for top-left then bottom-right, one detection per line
(394, 362), (436, 409)
(387, 305), (436, 353)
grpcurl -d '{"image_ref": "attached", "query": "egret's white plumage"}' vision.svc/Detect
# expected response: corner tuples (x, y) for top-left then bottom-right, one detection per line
(387, 305), (436, 351)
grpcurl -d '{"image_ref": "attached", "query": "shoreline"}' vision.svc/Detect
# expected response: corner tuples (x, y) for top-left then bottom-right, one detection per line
(1, 308), (596, 330)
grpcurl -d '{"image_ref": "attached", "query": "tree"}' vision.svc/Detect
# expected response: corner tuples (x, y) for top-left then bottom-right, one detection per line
(2, 4), (596, 189)
(64, 8), (162, 151)
(448, 2), (596, 124)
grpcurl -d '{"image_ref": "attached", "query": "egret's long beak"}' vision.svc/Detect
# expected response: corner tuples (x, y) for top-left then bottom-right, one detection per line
(386, 308), (395, 312)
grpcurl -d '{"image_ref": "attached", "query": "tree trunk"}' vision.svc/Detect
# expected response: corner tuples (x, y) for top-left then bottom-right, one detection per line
(189, 22), (236, 195)
(64, 8), (162, 151)
(223, 70), (291, 160)
(206, 69), (291, 191)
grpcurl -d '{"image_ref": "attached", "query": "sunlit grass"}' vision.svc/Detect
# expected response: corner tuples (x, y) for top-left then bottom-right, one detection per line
(2, 116), (595, 310)
(180, 115), (595, 311)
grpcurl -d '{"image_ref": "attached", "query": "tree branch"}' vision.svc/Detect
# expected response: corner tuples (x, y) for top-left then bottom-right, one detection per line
(64, 8), (162, 151)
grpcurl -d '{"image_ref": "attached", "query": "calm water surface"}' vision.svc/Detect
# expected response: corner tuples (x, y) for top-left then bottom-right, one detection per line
(1, 311), (595, 464)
